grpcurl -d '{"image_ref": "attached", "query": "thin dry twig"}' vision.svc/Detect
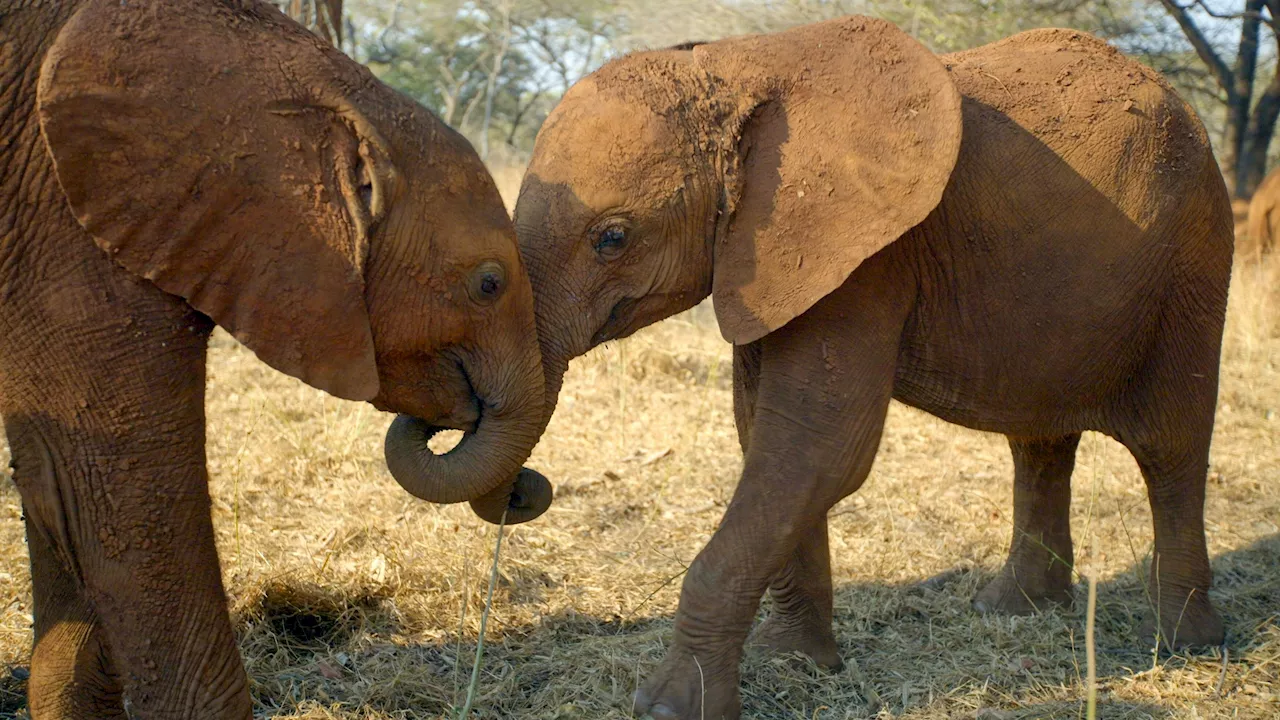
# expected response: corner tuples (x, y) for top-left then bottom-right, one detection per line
(459, 509), (507, 720)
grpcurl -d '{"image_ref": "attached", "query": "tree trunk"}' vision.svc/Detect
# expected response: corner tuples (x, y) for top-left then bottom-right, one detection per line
(1226, 0), (1266, 196)
(279, 0), (342, 48)
(480, 0), (512, 161)
(505, 89), (544, 147)
(1243, 72), (1280, 194)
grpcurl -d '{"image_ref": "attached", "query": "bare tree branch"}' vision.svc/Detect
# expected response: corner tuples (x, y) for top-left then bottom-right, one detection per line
(1158, 0), (1236, 94)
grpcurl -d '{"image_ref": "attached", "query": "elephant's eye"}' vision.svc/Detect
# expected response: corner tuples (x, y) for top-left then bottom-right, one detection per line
(594, 225), (628, 258)
(467, 261), (506, 306)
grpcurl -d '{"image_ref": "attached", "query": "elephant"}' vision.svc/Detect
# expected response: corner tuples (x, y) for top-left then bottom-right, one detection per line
(1, 0), (552, 716)
(510, 17), (1233, 720)
(1246, 166), (1280, 257)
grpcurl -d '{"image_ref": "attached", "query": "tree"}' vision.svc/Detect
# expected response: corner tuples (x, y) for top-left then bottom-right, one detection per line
(1151, 1), (1280, 197)
(347, 0), (614, 157)
(273, 0), (345, 48)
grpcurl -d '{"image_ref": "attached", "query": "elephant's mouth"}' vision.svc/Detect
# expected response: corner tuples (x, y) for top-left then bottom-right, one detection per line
(591, 293), (693, 348)
(591, 297), (641, 347)
(422, 358), (483, 435)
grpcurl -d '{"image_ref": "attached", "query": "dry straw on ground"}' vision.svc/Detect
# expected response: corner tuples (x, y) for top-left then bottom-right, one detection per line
(1, 213), (1278, 717)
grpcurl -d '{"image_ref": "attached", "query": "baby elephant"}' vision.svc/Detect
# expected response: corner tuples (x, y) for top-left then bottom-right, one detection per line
(3, 0), (549, 716)
(513, 16), (1233, 720)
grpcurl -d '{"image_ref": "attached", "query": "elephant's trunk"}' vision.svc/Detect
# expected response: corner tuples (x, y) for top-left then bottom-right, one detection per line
(465, 349), (570, 524)
(384, 358), (549, 522)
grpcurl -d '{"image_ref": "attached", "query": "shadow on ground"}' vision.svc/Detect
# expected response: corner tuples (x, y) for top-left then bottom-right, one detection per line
(216, 533), (1276, 718)
(0, 536), (1273, 718)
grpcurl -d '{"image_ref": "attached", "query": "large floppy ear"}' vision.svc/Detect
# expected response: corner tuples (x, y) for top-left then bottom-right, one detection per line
(694, 16), (963, 344)
(36, 0), (390, 400)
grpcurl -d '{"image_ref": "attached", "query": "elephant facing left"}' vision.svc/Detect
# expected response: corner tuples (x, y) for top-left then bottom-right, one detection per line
(1, 0), (549, 716)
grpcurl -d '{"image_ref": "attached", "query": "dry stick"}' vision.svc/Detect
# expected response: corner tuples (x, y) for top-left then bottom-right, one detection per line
(694, 655), (706, 720)
(452, 541), (473, 707)
(1086, 533), (1099, 720)
(1215, 646), (1230, 697)
(460, 508), (508, 720)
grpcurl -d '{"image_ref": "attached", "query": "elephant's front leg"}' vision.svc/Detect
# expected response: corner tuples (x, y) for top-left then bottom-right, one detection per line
(3, 277), (251, 718)
(750, 518), (842, 669)
(634, 280), (910, 720)
(10, 397), (251, 720)
(732, 345), (843, 670)
(25, 508), (126, 720)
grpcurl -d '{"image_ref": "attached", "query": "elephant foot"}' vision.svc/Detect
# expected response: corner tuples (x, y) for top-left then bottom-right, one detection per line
(973, 569), (1073, 616)
(748, 612), (843, 670)
(1139, 588), (1224, 650)
(633, 645), (740, 720)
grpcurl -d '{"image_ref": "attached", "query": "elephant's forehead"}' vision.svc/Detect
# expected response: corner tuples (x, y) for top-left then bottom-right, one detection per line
(532, 84), (687, 209)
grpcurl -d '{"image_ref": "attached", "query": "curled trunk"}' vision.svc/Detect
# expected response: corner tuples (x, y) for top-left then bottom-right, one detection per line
(384, 357), (549, 523)
(466, 352), (569, 524)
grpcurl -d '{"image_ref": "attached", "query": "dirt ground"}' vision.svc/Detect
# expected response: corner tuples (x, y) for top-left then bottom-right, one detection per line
(1, 251), (1278, 718)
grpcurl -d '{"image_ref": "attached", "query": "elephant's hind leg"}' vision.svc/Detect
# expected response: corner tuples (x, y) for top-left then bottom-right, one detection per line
(1111, 256), (1227, 649)
(24, 506), (125, 720)
(973, 434), (1079, 616)
(1120, 426), (1224, 649)
(1118, 419), (1224, 649)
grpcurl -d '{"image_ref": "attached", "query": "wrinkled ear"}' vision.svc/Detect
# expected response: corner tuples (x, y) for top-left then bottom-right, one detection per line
(695, 17), (963, 344)
(37, 0), (389, 400)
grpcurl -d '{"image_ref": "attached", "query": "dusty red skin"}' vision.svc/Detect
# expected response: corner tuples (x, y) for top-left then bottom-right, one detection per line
(514, 18), (1232, 720)
(1248, 166), (1280, 255)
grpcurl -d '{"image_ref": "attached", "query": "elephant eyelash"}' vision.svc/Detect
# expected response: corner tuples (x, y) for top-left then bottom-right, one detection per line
(588, 216), (631, 259)
(595, 226), (627, 252)
(355, 156), (374, 210)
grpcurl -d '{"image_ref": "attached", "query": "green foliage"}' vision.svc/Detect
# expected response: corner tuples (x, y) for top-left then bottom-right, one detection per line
(341, 0), (1280, 172)
(347, 0), (615, 159)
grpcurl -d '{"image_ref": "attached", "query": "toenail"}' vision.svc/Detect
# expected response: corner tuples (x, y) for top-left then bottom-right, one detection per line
(649, 703), (679, 720)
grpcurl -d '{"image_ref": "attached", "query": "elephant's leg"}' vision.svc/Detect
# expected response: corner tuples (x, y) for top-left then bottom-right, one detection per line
(973, 434), (1079, 615)
(733, 342), (842, 669)
(1122, 433), (1223, 649)
(1111, 299), (1225, 650)
(634, 274), (909, 720)
(750, 518), (841, 669)
(3, 267), (250, 718)
(25, 507), (126, 720)
(8, 396), (251, 720)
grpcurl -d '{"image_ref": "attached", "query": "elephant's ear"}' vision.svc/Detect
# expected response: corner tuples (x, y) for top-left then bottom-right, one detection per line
(37, 0), (387, 400)
(694, 16), (963, 344)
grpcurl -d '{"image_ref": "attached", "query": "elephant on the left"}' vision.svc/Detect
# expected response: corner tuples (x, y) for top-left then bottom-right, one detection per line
(1, 0), (550, 717)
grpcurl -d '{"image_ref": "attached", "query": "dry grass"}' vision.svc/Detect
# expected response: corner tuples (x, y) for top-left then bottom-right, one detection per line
(1, 250), (1278, 718)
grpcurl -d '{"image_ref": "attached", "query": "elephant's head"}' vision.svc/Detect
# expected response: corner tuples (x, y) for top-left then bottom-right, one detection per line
(514, 16), (963, 428)
(36, 0), (549, 522)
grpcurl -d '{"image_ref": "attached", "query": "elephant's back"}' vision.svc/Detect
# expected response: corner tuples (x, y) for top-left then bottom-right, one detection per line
(940, 29), (1215, 234)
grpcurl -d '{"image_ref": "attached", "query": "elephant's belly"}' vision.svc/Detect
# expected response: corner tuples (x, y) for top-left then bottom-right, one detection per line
(888, 238), (1167, 437)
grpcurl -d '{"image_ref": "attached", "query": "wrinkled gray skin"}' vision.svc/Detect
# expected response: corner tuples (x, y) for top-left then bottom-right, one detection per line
(2, 0), (549, 717)
(513, 18), (1232, 720)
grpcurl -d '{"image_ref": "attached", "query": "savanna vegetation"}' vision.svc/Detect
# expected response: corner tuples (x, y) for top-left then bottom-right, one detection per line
(2, 1), (1278, 718)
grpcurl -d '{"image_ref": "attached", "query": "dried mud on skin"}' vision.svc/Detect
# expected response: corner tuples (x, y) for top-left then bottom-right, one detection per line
(0, 261), (1278, 718)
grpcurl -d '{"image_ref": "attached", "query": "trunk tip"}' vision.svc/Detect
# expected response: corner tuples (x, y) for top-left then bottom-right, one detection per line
(469, 467), (554, 525)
